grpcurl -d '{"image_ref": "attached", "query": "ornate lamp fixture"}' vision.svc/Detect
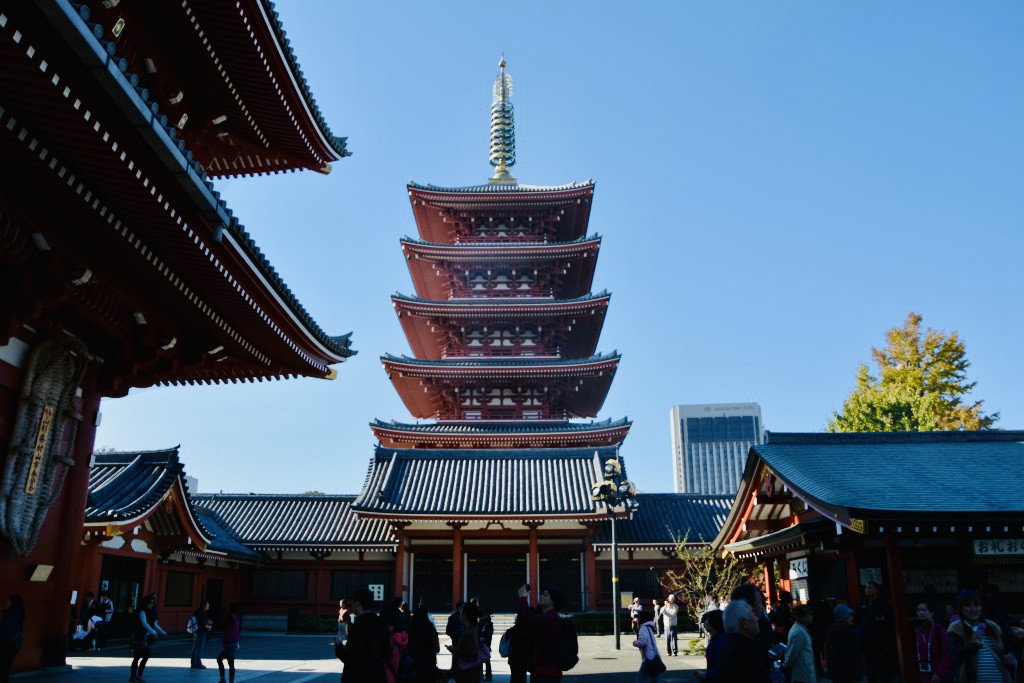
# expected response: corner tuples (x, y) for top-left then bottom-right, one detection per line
(591, 454), (638, 649)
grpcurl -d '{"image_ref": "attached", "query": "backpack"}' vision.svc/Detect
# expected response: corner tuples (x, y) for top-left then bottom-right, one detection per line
(556, 617), (579, 671)
(186, 616), (197, 635)
(498, 626), (513, 658)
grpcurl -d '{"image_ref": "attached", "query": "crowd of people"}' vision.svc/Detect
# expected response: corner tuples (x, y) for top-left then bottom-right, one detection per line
(686, 581), (1024, 683)
(332, 584), (571, 683)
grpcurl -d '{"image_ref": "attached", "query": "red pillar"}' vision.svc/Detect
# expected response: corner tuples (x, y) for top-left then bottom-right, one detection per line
(584, 540), (598, 611)
(451, 526), (463, 608)
(528, 528), (540, 604)
(884, 534), (914, 683)
(843, 550), (861, 607)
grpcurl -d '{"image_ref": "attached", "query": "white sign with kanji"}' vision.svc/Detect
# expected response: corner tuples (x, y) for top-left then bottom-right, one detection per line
(973, 539), (1024, 556)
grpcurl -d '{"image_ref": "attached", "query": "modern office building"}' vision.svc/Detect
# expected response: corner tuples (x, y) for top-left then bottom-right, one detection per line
(670, 403), (764, 494)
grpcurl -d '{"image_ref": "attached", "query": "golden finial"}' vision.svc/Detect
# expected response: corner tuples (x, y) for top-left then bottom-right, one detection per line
(489, 54), (516, 184)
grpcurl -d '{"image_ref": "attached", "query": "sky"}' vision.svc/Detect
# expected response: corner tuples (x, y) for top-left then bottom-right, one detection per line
(94, 1), (1024, 495)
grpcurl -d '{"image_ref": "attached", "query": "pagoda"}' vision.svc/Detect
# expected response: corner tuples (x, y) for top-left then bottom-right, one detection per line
(355, 58), (631, 611)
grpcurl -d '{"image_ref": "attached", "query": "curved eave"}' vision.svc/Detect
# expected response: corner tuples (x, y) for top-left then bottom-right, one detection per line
(381, 353), (621, 375)
(401, 235), (601, 260)
(370, 420), (631, 449)
(392, 293), (609, 361)
(0, 2), (352, 390)
(84, 479), (213, 551)
(408, 182), (594, 244)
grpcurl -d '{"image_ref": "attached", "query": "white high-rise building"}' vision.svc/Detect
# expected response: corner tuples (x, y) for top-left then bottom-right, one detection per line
(670, 403), (764, 494)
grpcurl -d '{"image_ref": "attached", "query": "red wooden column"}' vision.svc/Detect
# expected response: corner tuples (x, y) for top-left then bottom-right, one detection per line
(526, 523), (542, 604)
(449, 522), (465, 607)
(584, 536), (599, 611)
(843, 550), (861, 607)
(393, 524), (408, 600)
(884, 534), (913, 683)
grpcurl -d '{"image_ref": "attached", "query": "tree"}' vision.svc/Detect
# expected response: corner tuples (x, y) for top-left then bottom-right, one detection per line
(302, 490), (325, 496)
(828, 312), (998, 432)
(661, 534), (756, 631)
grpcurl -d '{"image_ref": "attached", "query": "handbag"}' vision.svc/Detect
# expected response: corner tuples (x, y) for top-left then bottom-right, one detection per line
(457, 644), (490, 670)
(642, 656), (667, 676)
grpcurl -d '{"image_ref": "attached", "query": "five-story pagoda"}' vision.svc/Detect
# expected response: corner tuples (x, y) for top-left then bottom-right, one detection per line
(354, 58), (631, 611)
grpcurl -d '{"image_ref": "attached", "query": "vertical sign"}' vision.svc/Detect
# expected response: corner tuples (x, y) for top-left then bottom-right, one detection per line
(24, 404), (55, 495)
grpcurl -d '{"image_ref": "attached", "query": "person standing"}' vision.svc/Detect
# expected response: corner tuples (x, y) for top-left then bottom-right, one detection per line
(696, 609), (725, 683)
(914, 601), (951, 683)
(335, 587), (389, 683)
(629, 597), (643, 634)
(95, 591), (114, 650)
(718, 600), (771, 683)
(652, 600), (664, 637)
(337, 599), (351, 643)
(516, 584), (565, 683)
(826, 604), (860, 683)
(129, 593), (166, 683)
(408, 597), (440, 683)
(947, 589), (1015, 683)
(189, 600), (212, 669)
(783, 605), (817, 683)
(0, 595), (25, 683)
(446, 602), (482, 683)
(478, 608), (494, 682)
(859, 581), (895, 683)
(662, 594), (679, 657)
(634, 610), (666, 682)
(216, 603), (241, 683)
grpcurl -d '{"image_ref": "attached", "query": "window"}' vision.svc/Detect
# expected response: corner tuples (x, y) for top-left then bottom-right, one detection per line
(249, 569), (308, 600)
(165, 571), (194, 607)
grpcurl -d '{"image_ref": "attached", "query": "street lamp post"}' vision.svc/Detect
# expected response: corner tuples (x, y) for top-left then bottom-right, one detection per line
(591, 454), (638, 650)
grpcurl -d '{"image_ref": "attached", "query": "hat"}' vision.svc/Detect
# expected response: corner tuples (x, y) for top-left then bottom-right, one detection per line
(633, 597), (640, 602)
(834, 604), (855, 622)
(956, 589), (981, 606)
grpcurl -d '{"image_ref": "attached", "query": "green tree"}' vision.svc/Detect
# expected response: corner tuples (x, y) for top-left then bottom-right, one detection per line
(828, 312), (997, 432)
(662, 534), (756, 633)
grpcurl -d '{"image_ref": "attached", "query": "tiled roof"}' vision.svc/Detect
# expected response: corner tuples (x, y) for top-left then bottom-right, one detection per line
(593, 494), (733, 547)
(259, 0), (350, 158)
(408, 181), (594, 194)
(193, 507), (266, 563)
(86, 449), (197, 525)
(352, 446), (622, 518)
(755, 431), (1024, 515)
(401, 234), (600, 250)
(381, 352), (619, 368)
(370, 418), (631, 435)
(192, 494), (395, 549)
(393, 291), (610, 307)
(60, 5), (354, 365)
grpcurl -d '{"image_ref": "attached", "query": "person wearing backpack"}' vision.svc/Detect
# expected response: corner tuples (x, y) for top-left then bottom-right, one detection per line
(516, 584), (567, 682)
(335, 587), (389, 683)
(478, 608), (495, 682)
(189, 600), (212, 669)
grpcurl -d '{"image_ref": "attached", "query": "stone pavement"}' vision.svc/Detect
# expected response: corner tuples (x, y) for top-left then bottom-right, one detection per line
(49, 632), (708, 682)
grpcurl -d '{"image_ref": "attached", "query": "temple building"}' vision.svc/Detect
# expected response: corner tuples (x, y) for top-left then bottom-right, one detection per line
(0, 0), (351, 672)
(355, 57), (634, 612)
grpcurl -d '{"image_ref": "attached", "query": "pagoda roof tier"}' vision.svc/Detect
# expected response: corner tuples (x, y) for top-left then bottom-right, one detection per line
(370, 417), (632, 449)
(352, 446), (627, 521)
(0, 2), (354, 395)
(380, 353), (620, 420)
(392, 292), (610, 360)
(83, 0), (349, 176)
(408, 181), (595, 244)
(401, 236), (600, 301)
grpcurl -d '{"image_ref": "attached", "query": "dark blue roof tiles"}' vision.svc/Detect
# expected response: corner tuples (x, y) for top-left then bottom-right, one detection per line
(369, 418), (632, 434)
(593, 494), (734, 547)
(192, 506), (266, 562)
(192, 494), (395, 548)
(754, 431), (1024, 514)
(392, 291), (611, 306)
(353, 447), (620, 516)
(86, 449), (185, 523)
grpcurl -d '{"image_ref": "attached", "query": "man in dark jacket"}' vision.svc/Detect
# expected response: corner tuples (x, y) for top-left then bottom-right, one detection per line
(516, 585), (565, 683)
(718, 600), (772, 683)
(335, 588), (389, 683)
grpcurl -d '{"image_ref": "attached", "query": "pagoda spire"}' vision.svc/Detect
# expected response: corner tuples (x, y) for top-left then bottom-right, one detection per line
(488, 54), (517, 184)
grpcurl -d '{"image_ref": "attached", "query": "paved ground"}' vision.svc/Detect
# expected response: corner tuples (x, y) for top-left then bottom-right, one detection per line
(52, 632), (707, 682)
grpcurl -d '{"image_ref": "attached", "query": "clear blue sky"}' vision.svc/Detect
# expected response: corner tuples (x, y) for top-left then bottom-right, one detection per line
(95, 1), (1024, 494)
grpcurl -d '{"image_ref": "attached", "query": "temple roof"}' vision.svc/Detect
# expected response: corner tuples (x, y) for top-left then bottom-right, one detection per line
(193, 493), (395, 551)
(371, 417), (631, 435)
(714, 431), (1024, 550)
(192, 507), (266, 563)
(409, 181), (595, 195)
(381, 351), (619, 371)
(393, 291), (610, 312)
(593, 494), (733, 549)
(85, 448), (202, 527)
(0, 2), (354, 392)
(351, 446), (624, 519)
(401, 234), (601, 257)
